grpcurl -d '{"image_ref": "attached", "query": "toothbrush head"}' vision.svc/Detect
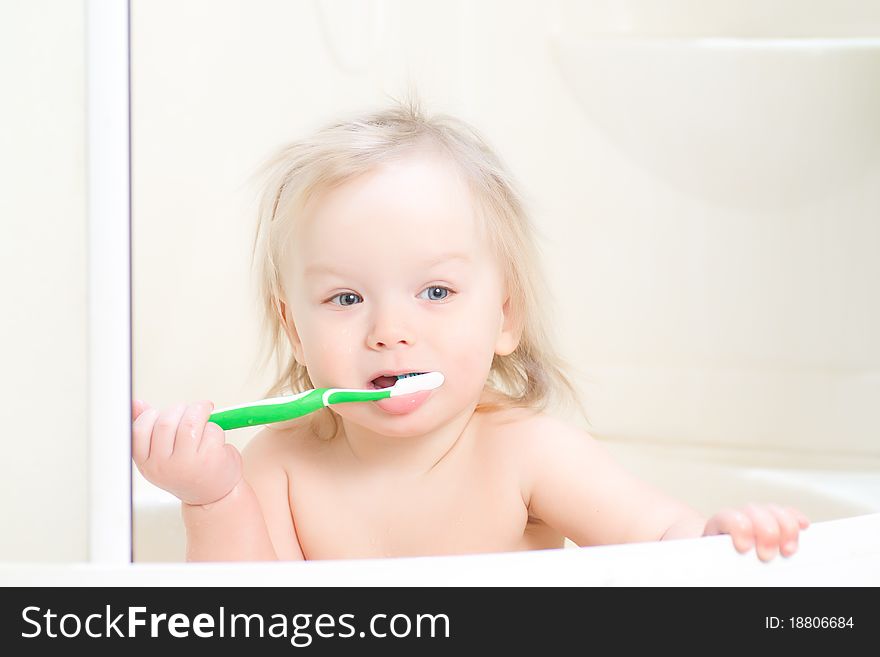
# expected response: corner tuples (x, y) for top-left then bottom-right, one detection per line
(388, 371), (445, 396)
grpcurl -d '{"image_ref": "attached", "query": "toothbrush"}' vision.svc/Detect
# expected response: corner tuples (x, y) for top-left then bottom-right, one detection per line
(207, 371), (444, 430)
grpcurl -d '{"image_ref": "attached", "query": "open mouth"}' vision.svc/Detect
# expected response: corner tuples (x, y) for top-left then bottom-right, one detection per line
(369, 372), (427, 389)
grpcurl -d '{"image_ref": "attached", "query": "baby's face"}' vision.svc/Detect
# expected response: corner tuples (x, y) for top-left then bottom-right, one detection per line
(281, 153), (518, 435)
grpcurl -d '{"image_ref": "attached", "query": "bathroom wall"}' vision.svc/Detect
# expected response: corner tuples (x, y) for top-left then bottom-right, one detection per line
(554, 0), (880, 37)
(0, 0), (88, 561)
(131, 0), (880, 518)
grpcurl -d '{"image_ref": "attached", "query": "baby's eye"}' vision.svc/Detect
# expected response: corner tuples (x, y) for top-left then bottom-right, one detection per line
(329, 292), (362, 307)
(418, 286), (453, 302)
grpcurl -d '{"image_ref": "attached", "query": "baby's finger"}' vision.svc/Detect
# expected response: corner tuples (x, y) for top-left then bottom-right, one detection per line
(131, 407), (159, 465)
(728, 509), (756, 554)
(132, 399), (145, 422)
(743, 504), (781, 562)
(767, 504), (801, 557)
(197, 420), (226, 456)
(173, 401), (214, 458)
(133, 399), (153, 421)
(787, 506), (811, 530)
(710, 508), (754, 553)
(146, 403), (187, 462)
(219, 443), (243, 487)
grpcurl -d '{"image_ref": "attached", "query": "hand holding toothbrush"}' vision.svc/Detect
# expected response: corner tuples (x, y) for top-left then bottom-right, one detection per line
(131, 399), (243, 506)
(130, 372), (444, 505)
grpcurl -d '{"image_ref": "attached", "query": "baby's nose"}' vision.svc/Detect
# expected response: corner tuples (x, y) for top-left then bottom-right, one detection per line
(368, 321), (415, 349)
(367, 302), (418, 349)
(371, 334), (413, 349)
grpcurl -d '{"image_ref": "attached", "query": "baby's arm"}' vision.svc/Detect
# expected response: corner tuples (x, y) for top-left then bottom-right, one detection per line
(132, 399), (302, 561)
(520, 415), (809, 560)
(519, 415), (707, 547)
(182, 429), (304, 561)
(181, 478), (279, 561)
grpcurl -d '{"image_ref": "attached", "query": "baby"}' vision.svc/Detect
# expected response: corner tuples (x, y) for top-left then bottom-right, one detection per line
(132, 98), (809, 563)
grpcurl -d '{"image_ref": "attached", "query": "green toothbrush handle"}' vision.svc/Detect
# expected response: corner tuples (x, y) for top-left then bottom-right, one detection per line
(208, 389), (326, 430)
(208, 387), (392, 430)
(324, 389), (390, 404)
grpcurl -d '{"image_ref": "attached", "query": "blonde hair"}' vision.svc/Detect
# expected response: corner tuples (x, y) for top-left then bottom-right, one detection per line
(249, 95), (587, 438)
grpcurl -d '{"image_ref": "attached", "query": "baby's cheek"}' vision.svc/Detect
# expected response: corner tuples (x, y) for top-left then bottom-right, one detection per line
(440, 320), (497, 396)
(301, 324), (358, 382)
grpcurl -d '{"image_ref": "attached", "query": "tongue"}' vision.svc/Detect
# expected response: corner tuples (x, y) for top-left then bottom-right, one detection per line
(373, 375), (398, 389)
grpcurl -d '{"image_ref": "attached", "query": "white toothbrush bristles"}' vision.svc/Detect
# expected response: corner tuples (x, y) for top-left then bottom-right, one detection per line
(389, 371), (444, 396)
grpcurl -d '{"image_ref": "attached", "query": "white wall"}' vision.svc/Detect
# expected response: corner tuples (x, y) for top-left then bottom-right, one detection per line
(0, 0), (88, 561)
(131, 0), (880, 508)
(554, 0), (880, 37)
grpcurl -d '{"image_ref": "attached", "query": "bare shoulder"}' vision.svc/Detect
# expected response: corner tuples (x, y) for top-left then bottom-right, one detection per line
(484, 406), (610, 477)
(480, 404), (597, 455)
(473, 406), (601, 513)
(241, 422), (297, 463)
(516, 413), (612, 476)
(240, 415), (324, 476)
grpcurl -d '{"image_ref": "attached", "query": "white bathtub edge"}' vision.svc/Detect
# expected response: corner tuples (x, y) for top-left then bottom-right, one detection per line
(2, 512), (878, 587)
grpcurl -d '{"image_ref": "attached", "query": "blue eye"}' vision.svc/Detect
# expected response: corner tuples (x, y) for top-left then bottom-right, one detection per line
(328, 286), (454, 306)
(329, 292), (362, 307)
(419, 286), (452, 301)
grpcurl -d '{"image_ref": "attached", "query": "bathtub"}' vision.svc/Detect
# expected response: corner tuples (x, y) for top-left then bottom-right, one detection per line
(4, 510), (879, 586)
(115, 439), (880, 585)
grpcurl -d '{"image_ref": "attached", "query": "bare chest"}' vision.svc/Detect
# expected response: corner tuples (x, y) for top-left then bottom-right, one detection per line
(286, 459), (554, 559)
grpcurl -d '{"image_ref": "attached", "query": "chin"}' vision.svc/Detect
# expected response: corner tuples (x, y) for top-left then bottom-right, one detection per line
(341, 405), (444, 436)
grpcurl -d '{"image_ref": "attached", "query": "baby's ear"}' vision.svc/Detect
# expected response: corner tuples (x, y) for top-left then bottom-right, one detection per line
(277, 299), (306, 365)
(494, 296), (522, 357)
